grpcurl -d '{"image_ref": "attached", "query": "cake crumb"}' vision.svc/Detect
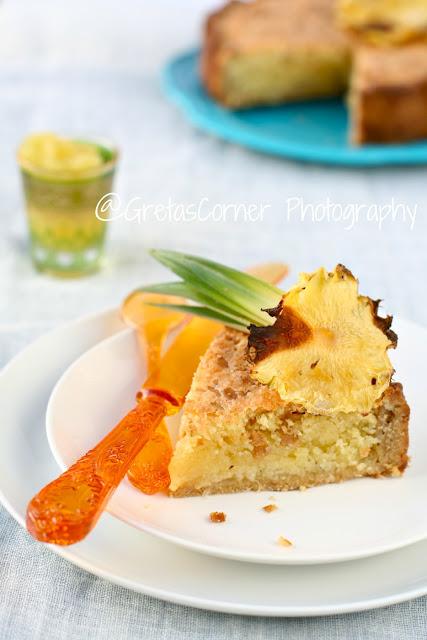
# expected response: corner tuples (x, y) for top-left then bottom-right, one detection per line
(209, 511), (226, 523)
(262, 504), (278, 513)
(391, 466), (402, 477)
(299, 485), (307, 492)
(277, 536), (293, 547)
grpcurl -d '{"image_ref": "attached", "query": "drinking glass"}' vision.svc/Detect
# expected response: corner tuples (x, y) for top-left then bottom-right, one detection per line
(18, 136), (118, 277)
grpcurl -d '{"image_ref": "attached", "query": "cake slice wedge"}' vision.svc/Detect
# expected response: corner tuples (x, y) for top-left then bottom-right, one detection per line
(169, 328), (409, 497)
(201, 0), (351, 108)
(139, 251), (410, 497)
(349, 44), (427, 144)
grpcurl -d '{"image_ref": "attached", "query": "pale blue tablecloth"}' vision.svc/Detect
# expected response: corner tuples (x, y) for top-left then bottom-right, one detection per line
(1, 466), (427, 639)
(1, 0), (427, 637)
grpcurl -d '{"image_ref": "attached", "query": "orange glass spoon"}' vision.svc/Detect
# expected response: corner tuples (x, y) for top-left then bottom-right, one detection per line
(121, 292), (185, 495)
(26, 315), (219, 545)
(26, 263), (287, 545)
(121, 292), (185, 374)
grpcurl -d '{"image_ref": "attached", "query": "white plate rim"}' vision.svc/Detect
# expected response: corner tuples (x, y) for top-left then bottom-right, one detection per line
(1, 308), (427, 616)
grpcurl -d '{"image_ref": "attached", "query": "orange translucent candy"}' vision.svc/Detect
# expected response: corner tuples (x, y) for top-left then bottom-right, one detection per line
(121, 291), (185, 373)
(122, 291), (185, 495)
(26, 394), (169, 545)
(127, 421), (173, 494)
(246, 262), (288, 284)
(128, 316), (223, 493)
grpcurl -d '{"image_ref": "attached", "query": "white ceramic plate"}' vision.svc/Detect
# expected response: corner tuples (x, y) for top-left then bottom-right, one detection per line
(2, 309), (427, 616)
(46, 317), (427, 565)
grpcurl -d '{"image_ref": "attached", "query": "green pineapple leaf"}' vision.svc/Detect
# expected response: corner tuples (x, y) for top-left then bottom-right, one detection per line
(134, 249), (285, 331)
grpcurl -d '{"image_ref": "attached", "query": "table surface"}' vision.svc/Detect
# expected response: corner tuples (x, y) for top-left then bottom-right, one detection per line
(1, 1), (427, 638)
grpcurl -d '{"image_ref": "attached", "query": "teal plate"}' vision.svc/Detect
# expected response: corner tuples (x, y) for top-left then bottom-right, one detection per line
(163, 49), (427, 167)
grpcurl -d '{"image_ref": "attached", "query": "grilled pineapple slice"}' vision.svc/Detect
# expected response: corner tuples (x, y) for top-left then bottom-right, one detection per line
(249, 265), (396, 414)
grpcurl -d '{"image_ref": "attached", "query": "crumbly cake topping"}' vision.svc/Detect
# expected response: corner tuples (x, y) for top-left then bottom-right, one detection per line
(214, 0), (349, 51)
(180, 328), (284, 434)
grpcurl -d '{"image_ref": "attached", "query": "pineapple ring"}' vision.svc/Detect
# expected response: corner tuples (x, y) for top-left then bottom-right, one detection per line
(249, 265), (396, 414)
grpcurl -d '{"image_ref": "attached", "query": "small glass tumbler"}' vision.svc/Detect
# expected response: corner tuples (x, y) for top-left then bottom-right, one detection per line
(18, 138), (118, 277)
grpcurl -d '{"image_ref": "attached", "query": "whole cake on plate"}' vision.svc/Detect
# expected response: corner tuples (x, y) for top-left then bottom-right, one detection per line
(201, 0), (427, 145)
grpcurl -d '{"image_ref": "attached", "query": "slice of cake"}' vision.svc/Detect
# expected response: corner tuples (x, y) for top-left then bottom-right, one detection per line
(169, 328), (409, 496)
(349, 45), (427, 144)
(141, 252), (409, 498)
(338, 0), (427, 46)
(168, 264), (409, 497)
(201, 0), (351, 108)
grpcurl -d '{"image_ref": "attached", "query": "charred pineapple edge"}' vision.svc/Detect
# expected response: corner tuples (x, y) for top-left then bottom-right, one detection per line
(248, 264), (397, 365)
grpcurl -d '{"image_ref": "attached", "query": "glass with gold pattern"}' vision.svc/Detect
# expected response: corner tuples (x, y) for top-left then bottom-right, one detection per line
(18, 133), (118, 277)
